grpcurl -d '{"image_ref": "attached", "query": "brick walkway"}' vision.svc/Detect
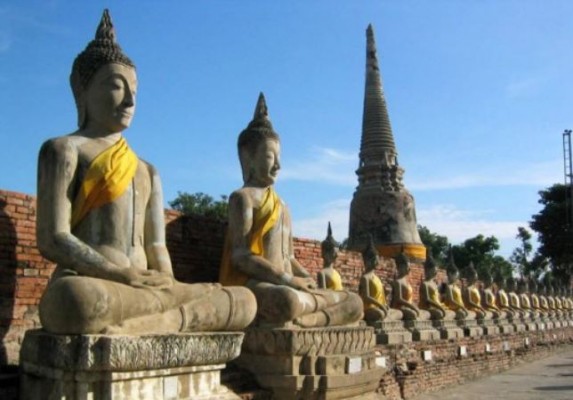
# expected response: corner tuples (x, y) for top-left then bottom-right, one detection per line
(413, 345), (573, 400)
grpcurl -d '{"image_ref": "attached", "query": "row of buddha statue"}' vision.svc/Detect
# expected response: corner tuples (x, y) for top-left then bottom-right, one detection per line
(317, 231), (572, 342)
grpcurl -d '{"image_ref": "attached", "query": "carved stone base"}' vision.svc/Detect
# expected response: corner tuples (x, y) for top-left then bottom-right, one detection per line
(495, 319), (515, 334)
(431, 320), (464, 340)
(552, 320), (562, 329)
(404, 320), (440, 341)
(523, 320), (537, 332)
(20, 329), (243, 400)
(371, 320), (412, 345)
(237, 326), (384, 400)
(458, 320), (483, 337)
(477, 320), (499, 336)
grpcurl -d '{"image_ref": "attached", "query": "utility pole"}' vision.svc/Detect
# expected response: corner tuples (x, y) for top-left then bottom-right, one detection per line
(564, 129), (573, 227)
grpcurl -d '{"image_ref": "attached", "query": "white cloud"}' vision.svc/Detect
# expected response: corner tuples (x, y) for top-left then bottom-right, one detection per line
(281, 147), (356, 185)
(292, 198), (350, 241)
(293, 201), (526, 257)
(409, 159), (561, 191)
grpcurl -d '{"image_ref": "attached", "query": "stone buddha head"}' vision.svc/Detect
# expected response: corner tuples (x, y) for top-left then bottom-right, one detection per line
(506, 277), (517, 292)
(321, 222), (339, 267)
(446, 249), (460, 285)
(493, 269), (506, 290)
(71, 9), (136, 131)
(361, 235), (379, 272)
(481, 270), (493, 289)
(423, 252), (437, 280)
(394, 248), (410, 278)
(465, 262), (478, 285)
(238, 93), (281, 186)
(517, 279), (528, 294)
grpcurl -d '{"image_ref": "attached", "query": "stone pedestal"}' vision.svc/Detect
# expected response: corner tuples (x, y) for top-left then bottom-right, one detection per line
(459, 319), (483, 337)
(370, 320), (412, 345)
(478, 319), (499, 336)
(495, 318), (515, 334)
(237, 326), (384, 400)
(20, 330), (243, 400)
(404, 320), (440, 341)
(431, 320), (464, 340)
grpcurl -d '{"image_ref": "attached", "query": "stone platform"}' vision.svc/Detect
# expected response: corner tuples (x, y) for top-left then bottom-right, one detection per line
(20, 330), (244, 400)
(431, 319), (464, 340)
(370, 320), (412, 344)
(236, 325), (384, 400)
(405, 320), (440, 341)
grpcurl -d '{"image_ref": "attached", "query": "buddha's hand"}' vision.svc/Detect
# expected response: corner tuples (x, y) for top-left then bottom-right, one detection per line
(290, 276), (317, 292)
(125, 269), (174, 289)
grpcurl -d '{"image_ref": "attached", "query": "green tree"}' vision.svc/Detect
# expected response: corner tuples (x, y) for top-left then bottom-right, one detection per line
(509, 226), (533, 278)
(451, 234), (513, 279)
(530, 184), (573, 282)
(169, 191), (228, 220)
(418, 225), (450, 266)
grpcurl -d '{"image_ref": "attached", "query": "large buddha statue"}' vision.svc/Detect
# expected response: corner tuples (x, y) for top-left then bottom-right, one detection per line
(218, 93), (363, 328)
(443, 253), (474, 320)
(359, 237), (403, 324)
(419, 254), (455, 320)
(494, 271), (515, 317)
(317, 223), (343, 291)
(36, 10), (256, 335)
(390, 250), (430, 321)
(480, 270), (503, 319)
(462, 263), (491, 320)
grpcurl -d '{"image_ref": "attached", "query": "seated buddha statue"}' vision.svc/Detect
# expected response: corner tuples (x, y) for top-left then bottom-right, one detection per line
(218, 93), (363, 328)
(390, 250), (430, 321)
(545, 284), (559, 316)
(359, 237), (403, 324)
(528, 279), (543, 315)
(462, 263), (491, 320)
(419, 253), (455, 320)
(317, 223), (343, 291)
(506, 278), (525, 317)
(517, 279), (535, 318)
(480, 270), (504, 319)
(442, 251), (474, 320)
(537, 283), (552, 316)
(37, 10), (256, 335)
(493, 270), (515, 317)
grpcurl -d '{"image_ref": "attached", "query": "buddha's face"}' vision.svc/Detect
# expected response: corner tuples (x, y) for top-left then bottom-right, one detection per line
(84, 63), (137, 133)
(322, 246), (337, 266)
(248, 138), (281, 186)
(364, 253), (379, 271)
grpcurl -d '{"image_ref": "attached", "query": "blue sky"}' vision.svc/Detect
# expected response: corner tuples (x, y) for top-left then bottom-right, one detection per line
(1, 1), (571, 258)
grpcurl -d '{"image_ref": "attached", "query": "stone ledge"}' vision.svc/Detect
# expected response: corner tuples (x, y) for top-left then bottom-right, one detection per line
(241, 326), (375, 356)
(20, 329), (244, 371)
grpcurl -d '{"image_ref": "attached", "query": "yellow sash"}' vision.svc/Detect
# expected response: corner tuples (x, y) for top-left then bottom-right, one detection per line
(219, 187), (281, 286)
(71, 137), (138, 228)
(328, 269), (343, 291)
(363, 275), (386, 310)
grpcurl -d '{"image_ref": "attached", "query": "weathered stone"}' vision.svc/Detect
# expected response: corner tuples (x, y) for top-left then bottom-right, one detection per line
(238, 326), (383, 400)
(20, 330), (243, 400)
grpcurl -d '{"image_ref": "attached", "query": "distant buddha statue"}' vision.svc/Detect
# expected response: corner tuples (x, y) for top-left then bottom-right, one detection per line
(506, 278), (524, 316)
(390, 250), (430, 321)
(359, 237), (403, 324)
(419, 253), (455, 320)
(443, 251), (474, 320)
(494, 270), (514, 317)
(480, 270), (503, 319)
(462, 263), (491, 320)
(529, 279), (543, 313)
(36, 10), (256, 334)
(317, 223), (343, 291)
(517, 279), (534, 317)
(219, 93), (363, 328)
(537, 283), (551, 314)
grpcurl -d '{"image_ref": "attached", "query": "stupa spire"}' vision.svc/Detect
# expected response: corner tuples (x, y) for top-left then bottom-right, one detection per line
(348, 25), (425, 261)
(360, 24), (397, 165)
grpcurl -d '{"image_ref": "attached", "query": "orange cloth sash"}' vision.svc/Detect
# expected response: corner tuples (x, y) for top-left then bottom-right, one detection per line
(71, 137), (137, 227)
(219, 187), (281, 286)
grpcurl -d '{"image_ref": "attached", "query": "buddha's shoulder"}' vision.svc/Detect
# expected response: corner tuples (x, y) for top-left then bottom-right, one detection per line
(38, 133), (83, 159)
(229, 187), (264, 206)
